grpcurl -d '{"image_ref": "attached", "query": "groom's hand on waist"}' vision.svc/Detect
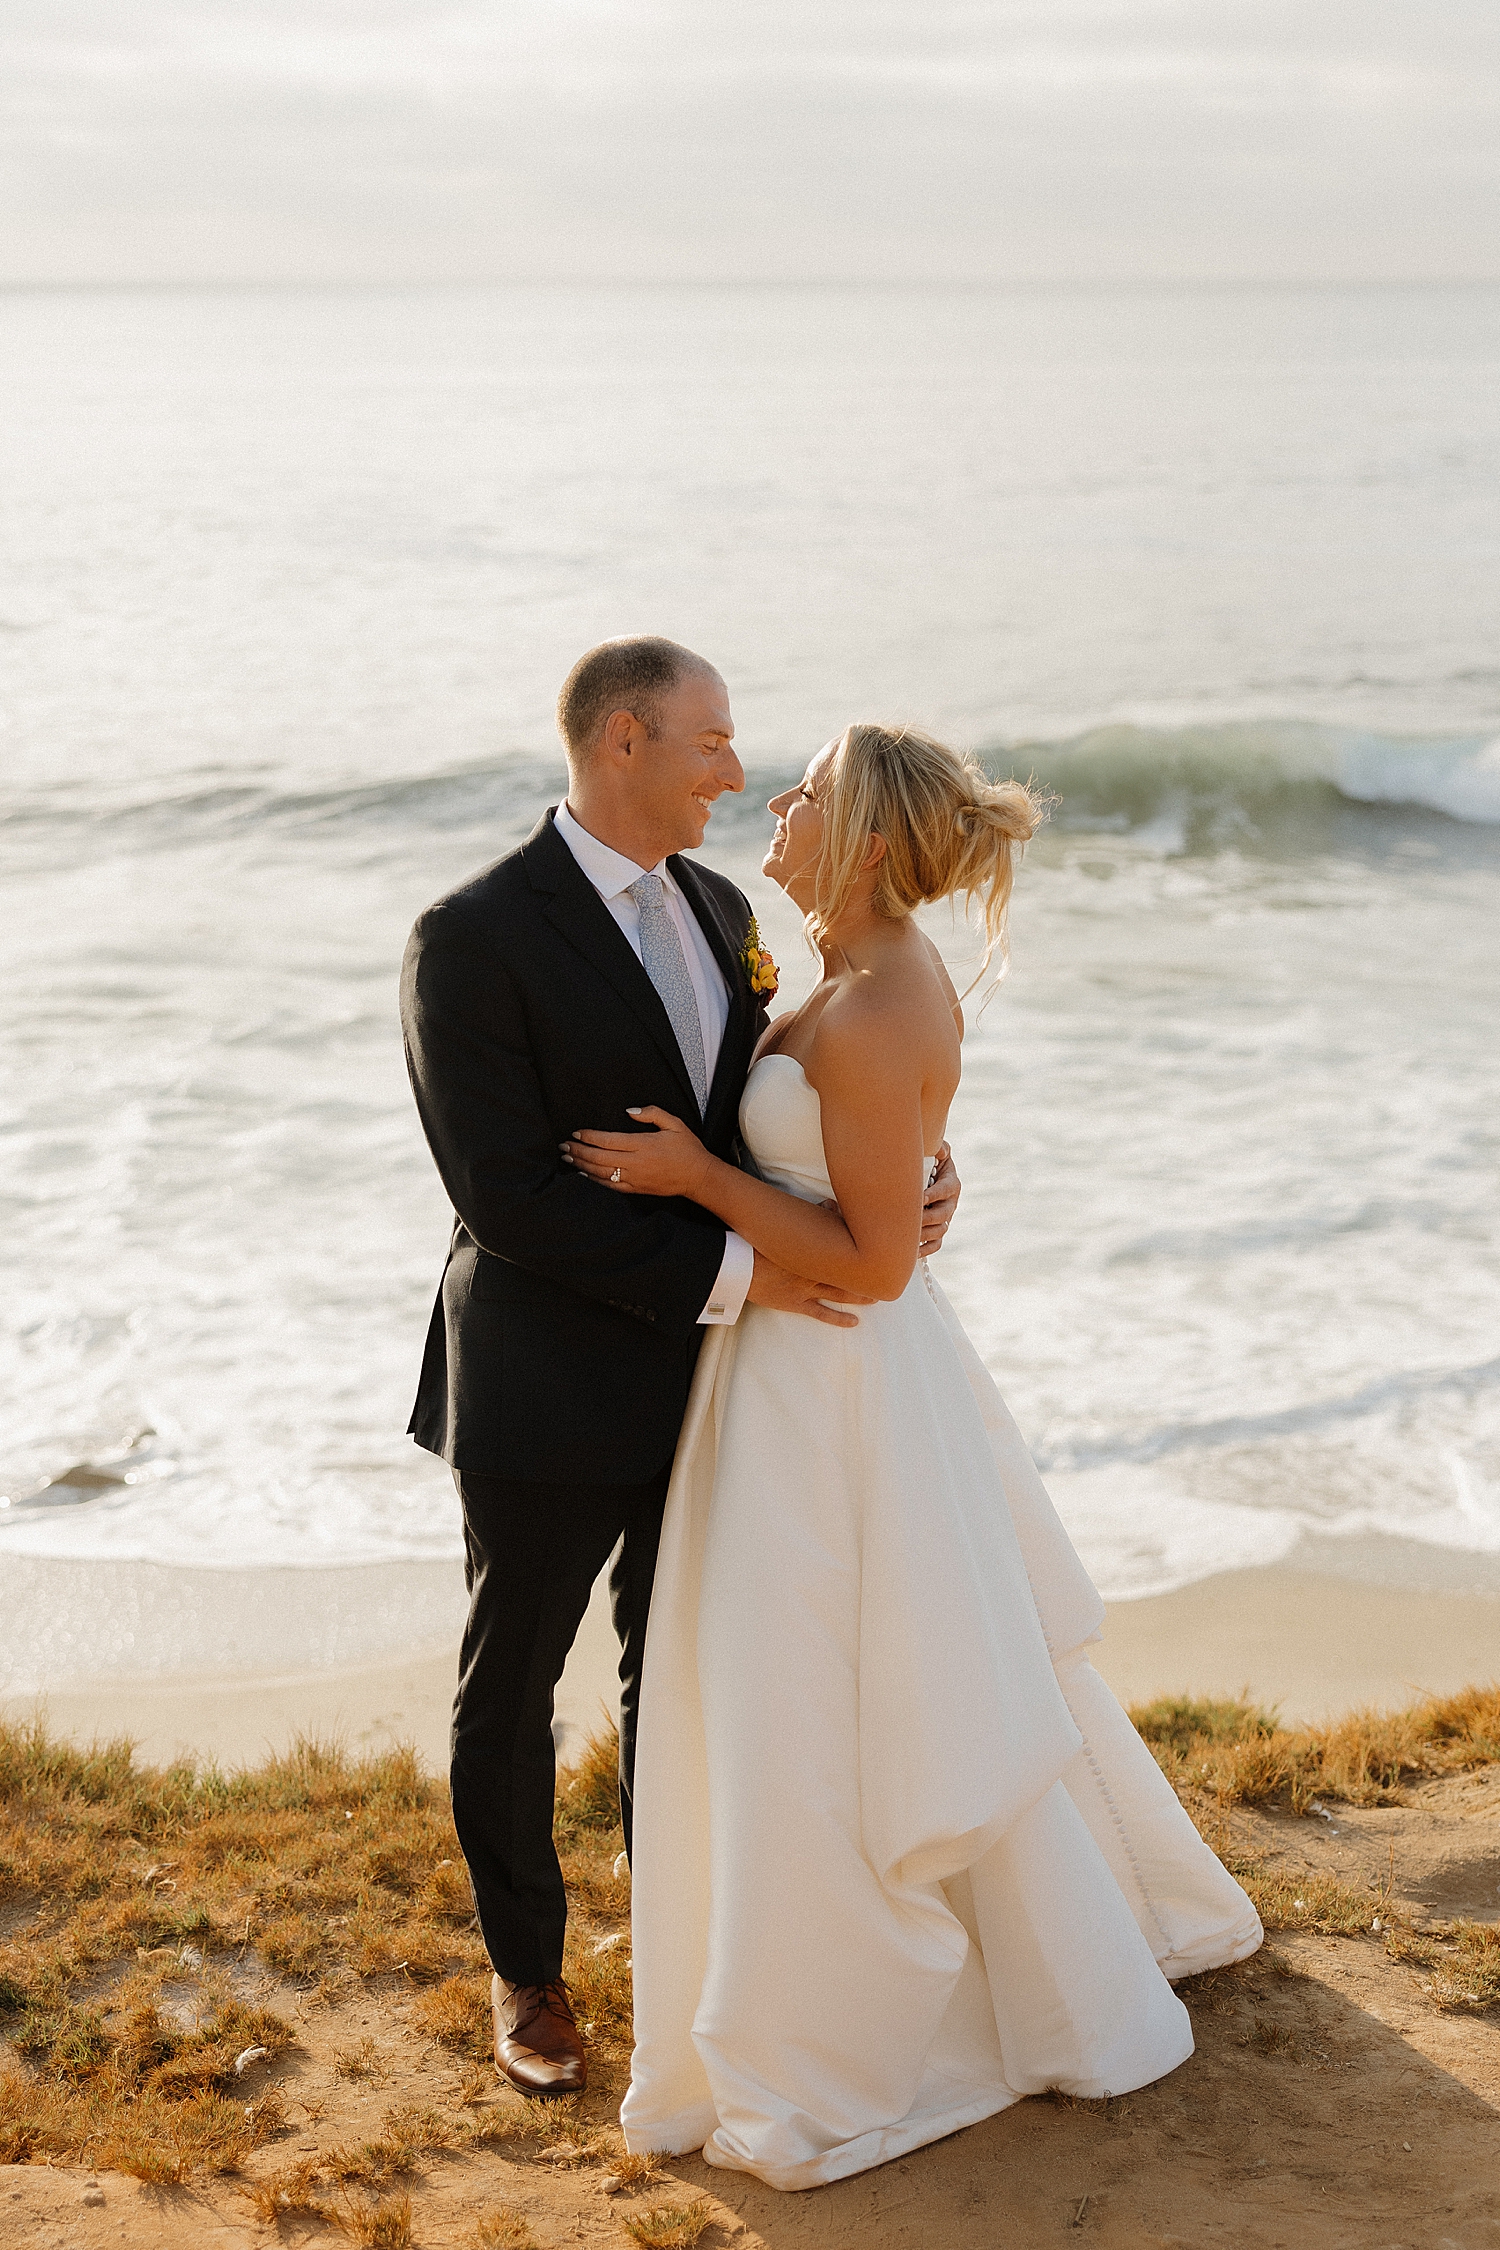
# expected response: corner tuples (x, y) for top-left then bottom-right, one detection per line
(920, 1141), (959, 1257)
(746, 1251), (873, 1328)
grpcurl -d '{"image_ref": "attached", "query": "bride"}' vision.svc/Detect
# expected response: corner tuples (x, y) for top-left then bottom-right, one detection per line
(562, 723), (1261, 2192)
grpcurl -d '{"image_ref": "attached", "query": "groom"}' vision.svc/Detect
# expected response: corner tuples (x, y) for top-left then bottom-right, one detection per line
(401, 637), (958, 2096)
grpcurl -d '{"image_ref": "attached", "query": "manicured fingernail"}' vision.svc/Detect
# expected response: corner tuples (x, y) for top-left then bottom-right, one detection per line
(627, 1107), (642, 1116)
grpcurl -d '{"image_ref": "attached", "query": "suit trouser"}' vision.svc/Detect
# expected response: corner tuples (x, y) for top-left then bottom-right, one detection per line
(449, 1462), (670, 1987)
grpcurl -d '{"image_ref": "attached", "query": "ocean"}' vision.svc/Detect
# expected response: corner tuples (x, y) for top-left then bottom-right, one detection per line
(3, 282), (1498, 1617)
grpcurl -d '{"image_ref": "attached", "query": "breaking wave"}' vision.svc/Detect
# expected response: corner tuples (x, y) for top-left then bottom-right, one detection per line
(4, 722), (1499, 875)
(1006, 720), (1500, 846)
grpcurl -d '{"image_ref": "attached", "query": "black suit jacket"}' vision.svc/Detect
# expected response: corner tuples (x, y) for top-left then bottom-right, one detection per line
(401, 808), (770, 1484)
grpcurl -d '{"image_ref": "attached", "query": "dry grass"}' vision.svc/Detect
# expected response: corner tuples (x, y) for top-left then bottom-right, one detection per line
(0, 1982), (296, 2174)
(1129, 1683), (1500, 1812)
(525, 2090), (622, 2169)
(605, 2150), (668, 2194)
(0, 1712), (630, 2183)
(553, 1716), (632, 1921)
(565, 1921), (633, 2048)
(1131, 1687), (1500, 2008)
(1219, 1857), (1385, 1939)
(620, 2198), (715, 2247)
(1386, 1917), (1500, 2011)
(244, 2154), (332, 2221)
(464, 2102), (540, 2151)
(334, 2034), (385, 2080)
(245, 2097), (484, 2225)
(413, 1973), (493, 2060)
(0, 1715), (482, 1995)
(551, 1717), (623, 1842)
(4, 1690), (1495, 2197)
(337, 2187), (414, 2246)
(472, 2208), (540, 2248)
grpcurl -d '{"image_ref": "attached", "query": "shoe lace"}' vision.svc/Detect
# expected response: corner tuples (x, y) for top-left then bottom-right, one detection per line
(511, 1978), (576, 2038)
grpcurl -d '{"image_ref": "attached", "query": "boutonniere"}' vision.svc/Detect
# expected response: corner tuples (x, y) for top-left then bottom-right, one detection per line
(739, 916), (779, 1000)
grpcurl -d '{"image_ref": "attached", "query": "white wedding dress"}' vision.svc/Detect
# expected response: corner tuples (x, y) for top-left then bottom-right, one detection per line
(621, 1054), (1261, 2191)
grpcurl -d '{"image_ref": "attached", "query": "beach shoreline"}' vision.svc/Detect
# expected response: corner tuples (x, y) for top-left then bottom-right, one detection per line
(4, 1557), (1495, 1771)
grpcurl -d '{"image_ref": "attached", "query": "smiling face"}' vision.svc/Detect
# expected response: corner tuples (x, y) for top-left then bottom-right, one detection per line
(764, 742), (836, 910)
(631, 666), (743, 857)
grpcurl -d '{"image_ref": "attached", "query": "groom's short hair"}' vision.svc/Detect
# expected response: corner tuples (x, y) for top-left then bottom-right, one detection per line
(557, 636), (715, 763)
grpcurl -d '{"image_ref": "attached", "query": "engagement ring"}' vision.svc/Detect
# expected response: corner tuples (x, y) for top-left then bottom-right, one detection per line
(610, 1167), (621, 1183)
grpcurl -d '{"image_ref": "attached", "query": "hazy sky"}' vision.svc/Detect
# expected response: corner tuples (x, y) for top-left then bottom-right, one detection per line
(3, 1), (1498, 285)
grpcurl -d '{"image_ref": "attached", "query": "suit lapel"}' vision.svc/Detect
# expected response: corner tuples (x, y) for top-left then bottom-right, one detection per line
(669, 852), (745, 998)
(523, 812), (700, 1116)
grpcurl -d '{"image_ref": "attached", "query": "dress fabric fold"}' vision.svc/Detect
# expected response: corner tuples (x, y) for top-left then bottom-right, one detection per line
(622, 1056), (1261, 2191)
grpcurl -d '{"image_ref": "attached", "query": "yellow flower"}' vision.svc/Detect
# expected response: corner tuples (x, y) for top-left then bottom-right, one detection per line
(740, 917), (779, 1001)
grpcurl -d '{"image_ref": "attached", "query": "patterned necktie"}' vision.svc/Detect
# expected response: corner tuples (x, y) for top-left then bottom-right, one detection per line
(626, 873), (710, 1116)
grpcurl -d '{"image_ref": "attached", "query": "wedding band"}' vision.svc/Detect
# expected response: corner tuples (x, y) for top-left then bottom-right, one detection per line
(610, 1167), (622, 1183)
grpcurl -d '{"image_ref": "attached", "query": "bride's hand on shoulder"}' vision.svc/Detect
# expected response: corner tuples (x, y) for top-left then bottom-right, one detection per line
(561, 1107), (715, 1200)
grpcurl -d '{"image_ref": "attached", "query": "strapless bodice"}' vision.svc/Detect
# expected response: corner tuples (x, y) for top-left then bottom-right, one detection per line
(739, 1054), (835, 1204)
(739, 1052), (939, 1206)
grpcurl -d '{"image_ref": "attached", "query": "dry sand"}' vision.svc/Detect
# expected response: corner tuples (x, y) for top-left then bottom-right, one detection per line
(6, 1561), (1497, 1773)
(1, 1560), (598, 1773)
(1095, 1568), (1500, 1722)
(2, 1770), (1497, 2250)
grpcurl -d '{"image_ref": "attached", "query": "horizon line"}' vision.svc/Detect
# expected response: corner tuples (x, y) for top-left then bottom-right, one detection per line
(3, 272), (1500, 296)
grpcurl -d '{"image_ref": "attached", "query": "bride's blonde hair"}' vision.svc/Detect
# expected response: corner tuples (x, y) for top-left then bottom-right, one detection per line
(809, 724), (1047, 985)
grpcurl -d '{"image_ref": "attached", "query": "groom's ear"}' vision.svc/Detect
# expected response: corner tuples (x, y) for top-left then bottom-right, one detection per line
(600, 707), (646, 764)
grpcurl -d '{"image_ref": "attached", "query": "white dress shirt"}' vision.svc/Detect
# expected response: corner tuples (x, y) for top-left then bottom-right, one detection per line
(553, 803), (754, 1326)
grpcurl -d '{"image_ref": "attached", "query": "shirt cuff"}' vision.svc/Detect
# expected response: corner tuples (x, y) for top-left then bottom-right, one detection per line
(697, 1230), (754, 1325)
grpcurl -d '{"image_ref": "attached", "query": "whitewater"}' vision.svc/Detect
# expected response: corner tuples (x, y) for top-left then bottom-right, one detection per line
(2, 282), (1498, 1609)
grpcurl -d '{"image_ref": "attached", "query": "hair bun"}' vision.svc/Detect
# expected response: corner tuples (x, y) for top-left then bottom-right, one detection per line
(809, 723), (1049, 986)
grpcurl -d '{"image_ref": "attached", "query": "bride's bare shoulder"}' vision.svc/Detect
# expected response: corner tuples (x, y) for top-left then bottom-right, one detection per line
(809, 936), (959, 1085)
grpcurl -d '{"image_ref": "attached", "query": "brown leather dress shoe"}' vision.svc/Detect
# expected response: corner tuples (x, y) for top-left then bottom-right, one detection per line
(492, 1974), (587, 2096)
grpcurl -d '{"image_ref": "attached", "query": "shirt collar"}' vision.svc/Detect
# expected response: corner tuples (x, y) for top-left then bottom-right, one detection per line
(555, 802), (675, 903)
